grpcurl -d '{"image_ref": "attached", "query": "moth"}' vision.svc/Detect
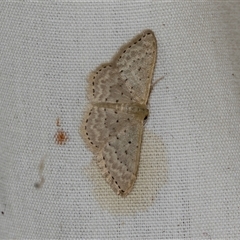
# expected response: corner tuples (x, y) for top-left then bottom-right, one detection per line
(80, 29), (157, 196)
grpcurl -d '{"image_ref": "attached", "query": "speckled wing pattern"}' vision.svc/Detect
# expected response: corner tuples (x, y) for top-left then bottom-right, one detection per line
(80, 29), (157, 196)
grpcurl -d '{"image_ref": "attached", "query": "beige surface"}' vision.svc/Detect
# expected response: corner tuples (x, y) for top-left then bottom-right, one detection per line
(0, 2), (239, 239)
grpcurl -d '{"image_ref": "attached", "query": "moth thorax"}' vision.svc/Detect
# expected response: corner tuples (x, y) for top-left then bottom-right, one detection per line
(121, 103), (149, 119)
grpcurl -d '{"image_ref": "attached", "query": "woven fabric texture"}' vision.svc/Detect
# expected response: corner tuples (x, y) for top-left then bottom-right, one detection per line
(0, 2), (240, 239)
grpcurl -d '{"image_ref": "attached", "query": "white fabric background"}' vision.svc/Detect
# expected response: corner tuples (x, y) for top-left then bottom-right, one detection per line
(0, 2), (240, 239)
